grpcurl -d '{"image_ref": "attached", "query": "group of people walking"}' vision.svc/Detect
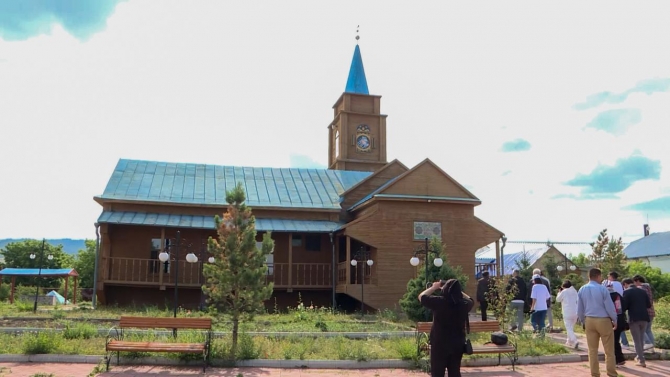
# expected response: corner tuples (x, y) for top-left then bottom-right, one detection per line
(477, 267), (656, 377)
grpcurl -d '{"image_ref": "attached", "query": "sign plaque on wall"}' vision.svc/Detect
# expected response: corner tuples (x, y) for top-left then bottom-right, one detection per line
(413, 221), (442, 240)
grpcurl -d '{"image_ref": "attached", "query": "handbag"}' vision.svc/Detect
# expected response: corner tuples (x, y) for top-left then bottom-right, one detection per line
(491, 331), (508, 345)
(464, 315), (474, 355)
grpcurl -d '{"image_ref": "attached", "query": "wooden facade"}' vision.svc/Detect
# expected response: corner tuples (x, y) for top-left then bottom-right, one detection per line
(93, 45), (504, 311)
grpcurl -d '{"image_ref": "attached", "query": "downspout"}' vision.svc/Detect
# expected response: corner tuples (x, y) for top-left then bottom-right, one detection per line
(500, 234), (507, 275)
(330, 232), (336, 311)
(92, 223), (101, 309)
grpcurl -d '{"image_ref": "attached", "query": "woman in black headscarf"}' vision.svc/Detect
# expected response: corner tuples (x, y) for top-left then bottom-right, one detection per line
(419, 279), (475, 377)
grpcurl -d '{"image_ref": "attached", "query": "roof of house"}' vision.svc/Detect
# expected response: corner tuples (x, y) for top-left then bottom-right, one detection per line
(477, 246), (550, 275)
(97, 159), (373, 210)
(624, 231), (670, 259)
(97, 211), (343, 233)
(0, 268), (78, 277)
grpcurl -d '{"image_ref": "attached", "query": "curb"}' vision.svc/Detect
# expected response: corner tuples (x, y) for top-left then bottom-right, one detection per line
(0, 353), (639, 368)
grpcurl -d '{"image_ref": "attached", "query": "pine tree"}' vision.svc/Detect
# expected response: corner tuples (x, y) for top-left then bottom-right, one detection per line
(202, 183), (274, 359)
(603, 237), (627, 276)
(399, 237), (468, 322)
(590, 229), (609, 269)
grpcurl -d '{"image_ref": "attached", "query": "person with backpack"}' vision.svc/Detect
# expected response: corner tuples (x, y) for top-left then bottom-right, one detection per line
(605, 281), (628, 366)
(419, 279), (475, 377)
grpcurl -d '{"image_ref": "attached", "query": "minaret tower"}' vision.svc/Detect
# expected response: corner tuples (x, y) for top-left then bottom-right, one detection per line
(328, 28), (388, 172)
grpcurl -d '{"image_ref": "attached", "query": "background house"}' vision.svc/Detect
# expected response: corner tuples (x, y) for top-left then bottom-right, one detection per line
(624, 231), (670, 273)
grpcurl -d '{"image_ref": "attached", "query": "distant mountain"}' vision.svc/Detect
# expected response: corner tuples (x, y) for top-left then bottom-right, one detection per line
(0, 239), (87, 255)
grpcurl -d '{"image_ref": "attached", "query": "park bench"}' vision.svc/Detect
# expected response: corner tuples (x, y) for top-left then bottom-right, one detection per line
(416, 320), (518, 371)
(105, 316), (212, 372)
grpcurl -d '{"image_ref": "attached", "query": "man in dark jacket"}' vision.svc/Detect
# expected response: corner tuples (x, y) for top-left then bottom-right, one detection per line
(507, 269), (528, 331)
(622, 278), (651, 367)
(476, 271), (491, 321)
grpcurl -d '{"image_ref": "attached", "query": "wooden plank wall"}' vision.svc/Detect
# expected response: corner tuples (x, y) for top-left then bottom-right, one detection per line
(343, 201), (501, 310)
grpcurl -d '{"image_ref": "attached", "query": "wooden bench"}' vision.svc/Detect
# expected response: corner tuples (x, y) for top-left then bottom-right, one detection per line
(105, 316), (213, 372)
(416, 320), (518, 370)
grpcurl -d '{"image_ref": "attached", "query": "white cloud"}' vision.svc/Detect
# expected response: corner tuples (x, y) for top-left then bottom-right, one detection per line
(0, 1), (669, 242)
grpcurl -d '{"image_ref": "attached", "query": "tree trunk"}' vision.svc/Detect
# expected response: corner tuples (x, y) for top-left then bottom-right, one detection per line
(231, 318), (239, 360)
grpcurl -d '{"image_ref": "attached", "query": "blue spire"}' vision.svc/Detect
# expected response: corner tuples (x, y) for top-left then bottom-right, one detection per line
(345, 44), (369, 95)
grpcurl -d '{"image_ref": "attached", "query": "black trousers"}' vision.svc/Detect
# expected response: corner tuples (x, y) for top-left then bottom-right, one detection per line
(431, 351), (464, 377)
(480, 301), (488, 321)
(613, 326), (625, 364)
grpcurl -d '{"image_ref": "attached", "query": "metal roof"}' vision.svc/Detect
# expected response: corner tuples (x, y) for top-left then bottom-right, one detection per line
(97, 211), (343, 233)
(624, 232), (670, 259)
(98, 159), (372, 209)
(478, 246), (550, 275)
(348, 176), (399, 210)
(345, 44), (369, 95)
(0, 268), (78, 277)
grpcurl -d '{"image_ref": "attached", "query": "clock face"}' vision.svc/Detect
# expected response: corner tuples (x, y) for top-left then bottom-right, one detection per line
(356, 135), (371, 151)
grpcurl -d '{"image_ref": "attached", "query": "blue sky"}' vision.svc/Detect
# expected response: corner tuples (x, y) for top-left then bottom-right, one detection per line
(0, 1), (668, 243)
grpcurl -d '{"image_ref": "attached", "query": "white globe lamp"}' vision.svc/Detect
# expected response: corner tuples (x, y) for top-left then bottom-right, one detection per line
(30, 253), (36, 259)
(350, 259), (358, 266)
(434, 258), (443, 267)
(186, 252), (198, 263)
(410, 257), (420, 266)
(570, 265), (577, 271)
(366, 259), (374, 266)
(208, 256), (215, 264)
(158, 251), (170, 262)
(557, 265), (564, 272)
(47, 254), (53, 260)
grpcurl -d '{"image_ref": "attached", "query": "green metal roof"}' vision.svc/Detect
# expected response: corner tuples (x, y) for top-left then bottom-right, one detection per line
(97, 211), (343, 233)
(98, 159), (373, 209)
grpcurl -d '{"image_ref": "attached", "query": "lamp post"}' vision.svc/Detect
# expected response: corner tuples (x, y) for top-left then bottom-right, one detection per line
(158, 231), (200, 318)
(29, 239), (53, 313)
(409, 238), (443, 321)
(193, 241), (215, 311)
(350, 247), (373, 317)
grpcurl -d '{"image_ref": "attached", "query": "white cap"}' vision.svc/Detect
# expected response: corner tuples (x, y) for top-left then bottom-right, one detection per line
(532, 274), (541, 280)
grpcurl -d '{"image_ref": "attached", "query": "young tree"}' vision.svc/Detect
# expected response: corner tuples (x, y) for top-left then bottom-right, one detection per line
(571, 253), (590, 268)
(73, 240), (96, 288)
(515, 251), (533, 282)
(485, 275), (517, 330)
(542, 255), (562, 290)
(589, 229), (627, 276)
(399, 237), (468, 322)
(202, 183), (274, 359)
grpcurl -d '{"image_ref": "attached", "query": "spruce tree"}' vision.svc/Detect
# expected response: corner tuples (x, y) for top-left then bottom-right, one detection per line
(399, 237), (468, 322)
(202, 183), (274, 359)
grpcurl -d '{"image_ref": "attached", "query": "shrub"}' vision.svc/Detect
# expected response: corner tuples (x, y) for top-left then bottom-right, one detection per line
(655, 333), (670, 350)
(0, 285), (9, 302)
(22, 331), (60, 354)
(654, 297), (670, 331)
(15, 300), (33, 312)
(236, 332), (261, 360)
(62, 322), (97, 340)
(627, 261), (670, 298)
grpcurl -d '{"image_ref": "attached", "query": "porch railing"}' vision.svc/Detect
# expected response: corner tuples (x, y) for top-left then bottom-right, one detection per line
(105, 258), (331, 288)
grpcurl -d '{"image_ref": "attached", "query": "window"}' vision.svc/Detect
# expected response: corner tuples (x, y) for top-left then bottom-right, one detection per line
(291, 234), (303, 247)
(257, 241), (273, 275)
(149, 239), (161, 274)
(305, 234), (321, 252)
(335, 130), (340, 157)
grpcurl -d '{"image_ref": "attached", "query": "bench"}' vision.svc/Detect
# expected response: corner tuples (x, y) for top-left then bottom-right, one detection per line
(416, 320), (518, 371)
(105, 316), (213, 372)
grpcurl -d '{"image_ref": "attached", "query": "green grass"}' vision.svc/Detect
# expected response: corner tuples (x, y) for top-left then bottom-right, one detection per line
(0, 329), (568, 360)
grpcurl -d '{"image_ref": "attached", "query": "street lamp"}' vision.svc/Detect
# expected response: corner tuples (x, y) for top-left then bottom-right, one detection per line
(351, 247), (373, 317)
(410, 238), (443, 320)
(500, 235), (507, 276)
(158, 231), (200, 318)
(29, 239), (54, 313)
(185, 242), (215, 311)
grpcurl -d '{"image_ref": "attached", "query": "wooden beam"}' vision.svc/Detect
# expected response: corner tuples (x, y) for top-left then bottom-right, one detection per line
(73, 277), (78, 305)
(495, 240), (501, 276)
(64, 276), (69, 305)
(10, 276), (15, 304)
(159, 228), (165, 286)
(345, 236), (351, 284)
(288, 232), (293, 291)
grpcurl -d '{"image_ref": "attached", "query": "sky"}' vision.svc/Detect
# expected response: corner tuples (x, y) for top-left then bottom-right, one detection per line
(0, 1), (668, 243)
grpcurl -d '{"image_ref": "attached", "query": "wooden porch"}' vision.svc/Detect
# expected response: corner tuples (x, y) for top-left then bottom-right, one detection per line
(104, 257), (332, 289)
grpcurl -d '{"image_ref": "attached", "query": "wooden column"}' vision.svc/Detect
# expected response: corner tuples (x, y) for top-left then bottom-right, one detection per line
(495, 240), (501, 276)
(345, 236), (351, 284)
(64, 276), (69, 304)
(159, 228), (165, 285)
(10, 276), (15, 304)
(288, 233), (293, 291)
(73, 277), (77, 305)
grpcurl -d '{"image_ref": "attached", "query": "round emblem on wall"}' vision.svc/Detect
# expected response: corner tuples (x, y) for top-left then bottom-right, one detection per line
(356, 135), (371, 151)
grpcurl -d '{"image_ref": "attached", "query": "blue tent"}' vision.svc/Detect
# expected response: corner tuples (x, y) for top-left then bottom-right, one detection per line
(46, 290), (70, 305)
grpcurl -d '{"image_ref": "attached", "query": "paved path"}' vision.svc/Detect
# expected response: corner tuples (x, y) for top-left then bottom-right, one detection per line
(2, 362), (669, 377)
